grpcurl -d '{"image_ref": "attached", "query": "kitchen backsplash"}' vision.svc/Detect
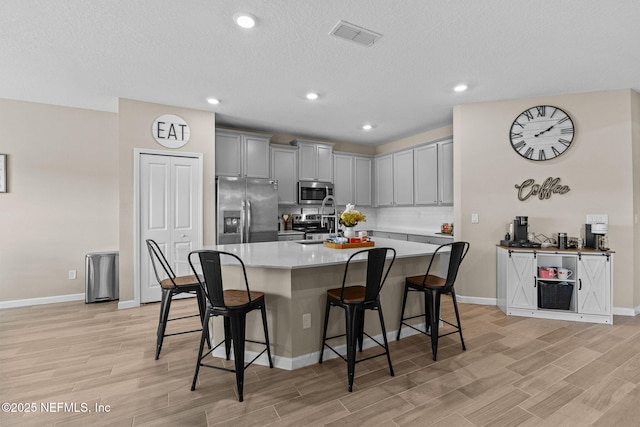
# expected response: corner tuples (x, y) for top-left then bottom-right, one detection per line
(277, 205), (452, 233)
(374, 206), (454, 232)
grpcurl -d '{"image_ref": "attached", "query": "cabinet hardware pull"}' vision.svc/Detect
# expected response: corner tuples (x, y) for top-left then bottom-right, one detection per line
(579, 278), (582, 291)
(534, 276), (536, 287)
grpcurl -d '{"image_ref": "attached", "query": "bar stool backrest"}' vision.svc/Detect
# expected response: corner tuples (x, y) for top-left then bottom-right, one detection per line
(341, 247), (396, 303)
(188, 250), (253, 309)
(424, 242), (470, 291)
(146, 239), (177, 286)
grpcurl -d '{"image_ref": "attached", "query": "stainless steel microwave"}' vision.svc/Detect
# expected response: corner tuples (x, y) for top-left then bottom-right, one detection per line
(298, 181), (333, 205)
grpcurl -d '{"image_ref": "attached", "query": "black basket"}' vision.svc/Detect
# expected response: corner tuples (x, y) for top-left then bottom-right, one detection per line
(538, 282), (573, 310)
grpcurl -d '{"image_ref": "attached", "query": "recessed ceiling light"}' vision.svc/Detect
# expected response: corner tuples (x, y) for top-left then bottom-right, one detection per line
(362, 124), (373, 131)
(207, 98), (220, 105)
(234, 13), (257, 29)
(306, 92), (319, 100)
(454, 84), (468, 92)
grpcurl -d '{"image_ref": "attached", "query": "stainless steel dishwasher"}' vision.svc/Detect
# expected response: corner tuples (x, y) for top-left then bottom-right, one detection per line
(85, 251), (119, 303)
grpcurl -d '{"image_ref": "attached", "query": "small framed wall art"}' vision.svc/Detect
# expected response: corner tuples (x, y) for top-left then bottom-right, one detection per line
(0, 154), (6, 192)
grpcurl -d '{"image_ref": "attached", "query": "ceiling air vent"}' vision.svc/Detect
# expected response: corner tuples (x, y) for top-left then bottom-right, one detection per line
(329, 20), (382, 47)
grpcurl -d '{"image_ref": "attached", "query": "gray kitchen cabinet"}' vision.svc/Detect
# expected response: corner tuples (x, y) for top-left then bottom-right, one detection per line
(414, 144), (438, 205)
(374, 154), (394, 206)
(414, 138), (453, 206)
(334, 153), (372, 207)
(438, 139), (454, 205)
(278, 232), (305, 241)
(407, 234), (453, 246)
(374, 150), (415, 207)
(371, 231), (407, 240)
(496, 247), (613, 324)
(333, 153), (353, 205)
(215, 129), (270, 178)
(295, 139), (333, 182)
(354, 156), (372, 206)
(270, 144), (298, 205)
(393, 150), (414, 205)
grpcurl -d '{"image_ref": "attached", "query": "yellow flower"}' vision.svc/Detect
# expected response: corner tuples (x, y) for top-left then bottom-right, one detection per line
(339, 210), (366, 227)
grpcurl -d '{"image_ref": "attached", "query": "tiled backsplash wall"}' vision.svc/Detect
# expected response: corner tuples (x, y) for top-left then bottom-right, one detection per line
(277, 205), (453, 233)
(374, 206), (454, 232)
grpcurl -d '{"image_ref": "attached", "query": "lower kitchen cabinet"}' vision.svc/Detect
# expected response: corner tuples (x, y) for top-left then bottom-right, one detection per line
(496, 246), (613, 324)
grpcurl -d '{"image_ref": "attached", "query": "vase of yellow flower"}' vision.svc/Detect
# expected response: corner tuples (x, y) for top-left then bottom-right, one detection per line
(339, 203), (366, 238)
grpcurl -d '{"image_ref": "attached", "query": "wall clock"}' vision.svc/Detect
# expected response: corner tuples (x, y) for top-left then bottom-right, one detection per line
(509, 105), (574, 161)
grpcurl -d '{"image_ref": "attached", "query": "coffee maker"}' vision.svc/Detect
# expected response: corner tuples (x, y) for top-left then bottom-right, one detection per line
(585, 223), (609, 250)
(513, 216), (529, 243)
(500, 216), (541, 247)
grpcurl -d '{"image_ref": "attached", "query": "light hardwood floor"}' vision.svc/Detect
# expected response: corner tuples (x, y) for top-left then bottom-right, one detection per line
(1, 297), (639, 427)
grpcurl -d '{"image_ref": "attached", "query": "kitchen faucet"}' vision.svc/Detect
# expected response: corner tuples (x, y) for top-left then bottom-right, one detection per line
(320, 195), (339, 236)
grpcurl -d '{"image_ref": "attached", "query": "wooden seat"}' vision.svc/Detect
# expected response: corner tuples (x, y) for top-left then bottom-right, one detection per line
(319, 247), (396, 392)
(188, 250), (273, 402)
(397, 241), (470, 361)
(146, 239), (209, 360)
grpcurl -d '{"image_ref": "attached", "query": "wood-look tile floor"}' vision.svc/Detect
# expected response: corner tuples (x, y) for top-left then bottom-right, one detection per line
(1, 298), (639, 427)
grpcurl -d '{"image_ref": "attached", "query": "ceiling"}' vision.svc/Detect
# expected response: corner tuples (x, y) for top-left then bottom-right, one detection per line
(1, 1), (639, 146)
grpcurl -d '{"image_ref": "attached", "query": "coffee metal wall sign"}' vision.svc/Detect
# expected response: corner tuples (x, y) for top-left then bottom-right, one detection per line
(151, 114), (190, 148)
(515, 177), (570, 201)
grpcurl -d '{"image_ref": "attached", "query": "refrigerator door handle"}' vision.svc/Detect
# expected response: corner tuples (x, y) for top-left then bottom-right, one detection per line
(246, 199), (252, 240)
(240, 199), (246, 243)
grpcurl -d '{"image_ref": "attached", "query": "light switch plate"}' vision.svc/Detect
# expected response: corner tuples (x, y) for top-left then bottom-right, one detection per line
(302, 313), (311, 329)
(68, 269), (77, 280)
(471, 213), (479, 224)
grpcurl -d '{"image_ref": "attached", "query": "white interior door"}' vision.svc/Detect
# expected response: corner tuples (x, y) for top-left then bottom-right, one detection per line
(140, 153), (201, 303)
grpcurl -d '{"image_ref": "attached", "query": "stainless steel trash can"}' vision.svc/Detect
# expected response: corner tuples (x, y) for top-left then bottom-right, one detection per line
(85, 252), (119, 303)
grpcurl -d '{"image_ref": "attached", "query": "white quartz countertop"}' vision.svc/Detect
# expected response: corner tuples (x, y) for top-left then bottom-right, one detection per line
(203, 237), (444, 270)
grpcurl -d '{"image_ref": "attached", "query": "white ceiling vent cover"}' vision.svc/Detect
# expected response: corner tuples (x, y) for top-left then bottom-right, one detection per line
(330, 20), (382, 47)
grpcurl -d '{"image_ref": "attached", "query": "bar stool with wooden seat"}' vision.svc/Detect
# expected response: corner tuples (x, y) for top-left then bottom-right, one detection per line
(319, 247), (396, 392)
(396, 241), (470, 361)
(188, 249), (273, 402)
(146, 239), (209, 360)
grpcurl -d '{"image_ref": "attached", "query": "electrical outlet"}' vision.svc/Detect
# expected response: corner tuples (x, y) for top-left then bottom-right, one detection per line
(302, 313), (311, 329)
(471, 213), (479, 224)
(68, 269), (77, 280)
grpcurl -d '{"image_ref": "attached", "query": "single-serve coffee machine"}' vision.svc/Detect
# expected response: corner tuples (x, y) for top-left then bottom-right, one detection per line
(513, 216), (529, 242)
(500, 216), (541, 248)
(585, 223), (609, 250)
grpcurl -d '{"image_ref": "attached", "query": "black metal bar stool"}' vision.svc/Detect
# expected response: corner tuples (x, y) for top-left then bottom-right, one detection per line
(397, 241), (469, 360)
(319, 247), (396, 392)
(188, 250), (273, 402)
(146, 239), (209, 360)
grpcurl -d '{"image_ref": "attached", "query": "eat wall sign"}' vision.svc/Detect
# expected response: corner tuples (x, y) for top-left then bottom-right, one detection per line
(152, 114), (191, 148)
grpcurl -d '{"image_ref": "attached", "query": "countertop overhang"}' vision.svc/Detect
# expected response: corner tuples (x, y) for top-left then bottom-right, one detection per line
(204, 237), (444, 269)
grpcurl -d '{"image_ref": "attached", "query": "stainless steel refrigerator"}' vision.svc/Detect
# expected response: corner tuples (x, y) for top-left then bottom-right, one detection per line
(216, 176), (278, 244)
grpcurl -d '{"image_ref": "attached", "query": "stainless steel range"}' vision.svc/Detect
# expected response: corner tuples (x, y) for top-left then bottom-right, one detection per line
(292, 214), (332, 241)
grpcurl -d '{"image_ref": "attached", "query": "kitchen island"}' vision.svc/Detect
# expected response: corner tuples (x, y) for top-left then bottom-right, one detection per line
(201, 237), (444, 370)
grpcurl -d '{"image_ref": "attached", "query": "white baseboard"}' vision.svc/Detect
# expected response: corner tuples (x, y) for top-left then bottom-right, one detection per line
(0, 293), (85, 309)
(457, 295), (497, 305)
(117, 300), (139, 310)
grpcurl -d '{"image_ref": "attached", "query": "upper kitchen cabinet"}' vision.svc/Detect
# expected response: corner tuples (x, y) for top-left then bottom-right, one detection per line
(413, 138), (454, 205)
(270, 144), (298, 205)
(437, 139), (454, 205)
(294, 139), (334, 182)
(393, 149), (414, 205)
(333, 153), (372, 207)
(374, 150), (414, 206)
(215, 129), (270, 178)
(374, 154), (394, 206)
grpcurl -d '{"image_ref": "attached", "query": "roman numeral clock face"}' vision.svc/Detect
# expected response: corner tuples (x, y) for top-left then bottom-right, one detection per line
(509, 105), (575, 161)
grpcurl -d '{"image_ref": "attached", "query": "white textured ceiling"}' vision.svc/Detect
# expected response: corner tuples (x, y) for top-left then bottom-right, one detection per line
(1, 1), (639, 146)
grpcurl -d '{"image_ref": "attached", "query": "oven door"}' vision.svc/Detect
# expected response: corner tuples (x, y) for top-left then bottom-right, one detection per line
(298, 181), (333, 204)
